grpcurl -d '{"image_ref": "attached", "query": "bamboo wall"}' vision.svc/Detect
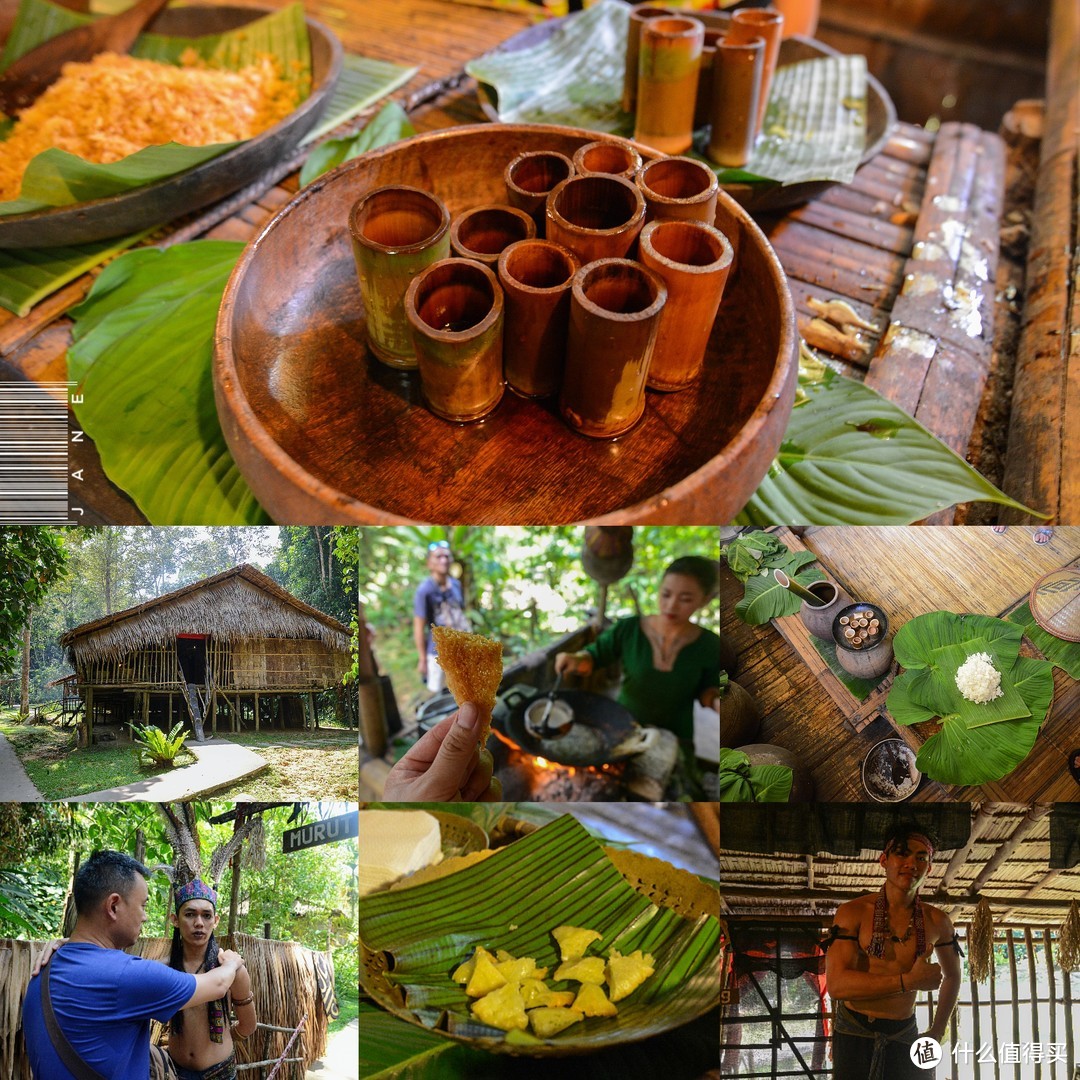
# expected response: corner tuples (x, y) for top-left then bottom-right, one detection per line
(75, 636), (348, 693)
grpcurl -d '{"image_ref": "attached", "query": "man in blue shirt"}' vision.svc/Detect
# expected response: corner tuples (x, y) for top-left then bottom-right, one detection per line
(412, 540), (469, 693)
(23, 850), (246, 1080)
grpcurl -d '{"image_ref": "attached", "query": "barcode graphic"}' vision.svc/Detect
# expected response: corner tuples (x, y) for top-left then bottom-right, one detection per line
(0, 382), (73, 524)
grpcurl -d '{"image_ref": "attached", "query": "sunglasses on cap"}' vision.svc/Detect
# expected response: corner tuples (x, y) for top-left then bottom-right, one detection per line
(428, 541), (451, 551)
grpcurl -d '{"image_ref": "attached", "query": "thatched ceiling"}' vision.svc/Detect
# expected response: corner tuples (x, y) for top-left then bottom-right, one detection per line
(722, 803), (1080, 925)
(60, 565), (351, 664)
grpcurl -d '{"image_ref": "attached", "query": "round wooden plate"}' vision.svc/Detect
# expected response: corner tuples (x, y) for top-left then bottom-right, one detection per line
(0, 6), (342, 249)
(214, 123), (798, 524)
(1029, 567), (1080, 642)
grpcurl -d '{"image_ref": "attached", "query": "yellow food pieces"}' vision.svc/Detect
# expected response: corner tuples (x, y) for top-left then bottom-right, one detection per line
(554, 956), (606, 984)
(465, 949), (506, 997)
(607, 949), (656, 1002)
(573, 981), (618, 1017)
(456, 926), (655, 1038)
(529, 1007), (585, 1038)
(469, 982), (528, 1032)
(0, 52), (299, 203)
(552, 924), (604, 960)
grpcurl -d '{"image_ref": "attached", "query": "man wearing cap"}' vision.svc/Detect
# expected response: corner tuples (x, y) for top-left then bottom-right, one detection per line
(413, 540), (469, 693)
(825, 827), (964, 1079)
(167, 879), (256, 1080)
(22, 850), (246, 1080)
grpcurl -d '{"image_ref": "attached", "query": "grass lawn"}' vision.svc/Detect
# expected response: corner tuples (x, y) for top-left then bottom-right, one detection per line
(330, 978), (360, 1034)
(0, 720), (199, 799)
(0, 719), (357, 799)
(207, 730), (358, 799)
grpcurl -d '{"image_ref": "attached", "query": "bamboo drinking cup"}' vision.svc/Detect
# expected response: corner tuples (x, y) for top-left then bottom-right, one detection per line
(707, 36), (765, 168)
(728, 8), (784, 136)
(572, 140), (643, 181)
(634, 16), (705, 155)
(545, 173), (646, 264)
(349, 185), (451, 369)
(635, 156), (720, 224)
(637, 219), (733, 390)
(497, 239), (580, 399)
(405, 258), (505, 423)
(449, 204), (536, 266)
(694, 29), (727, 131)
(560, 258), (667, 438)
(622, 5), (672, 114)
(504, 150), (575, 226)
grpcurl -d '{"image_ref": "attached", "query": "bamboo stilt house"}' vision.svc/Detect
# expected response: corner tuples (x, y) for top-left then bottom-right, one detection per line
(59, 565), (353, 742)
(0, 934), (335, 1080)
(720, 802), (1080, 1080)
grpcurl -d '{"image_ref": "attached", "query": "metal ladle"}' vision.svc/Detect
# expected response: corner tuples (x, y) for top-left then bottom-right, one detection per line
(528, 673), (572, 739)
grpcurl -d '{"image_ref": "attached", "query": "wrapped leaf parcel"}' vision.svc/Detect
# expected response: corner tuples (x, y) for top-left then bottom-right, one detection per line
(359, 814), (720, 1054)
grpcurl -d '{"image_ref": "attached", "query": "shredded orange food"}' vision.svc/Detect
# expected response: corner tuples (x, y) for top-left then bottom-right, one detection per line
(0, 50), (299, 202)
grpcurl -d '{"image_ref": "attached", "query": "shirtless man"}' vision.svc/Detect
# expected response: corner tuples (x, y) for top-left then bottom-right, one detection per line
(167, 880), (257, 1080)
(825, 828), (963, 1079)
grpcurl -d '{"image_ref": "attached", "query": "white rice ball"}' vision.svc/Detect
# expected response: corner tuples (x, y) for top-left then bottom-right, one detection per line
(955, 651), (1004, 704)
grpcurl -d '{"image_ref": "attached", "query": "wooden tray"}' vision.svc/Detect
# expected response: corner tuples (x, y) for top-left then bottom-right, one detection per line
(214, 123), (798, 524)
(0, 6), (342, 249)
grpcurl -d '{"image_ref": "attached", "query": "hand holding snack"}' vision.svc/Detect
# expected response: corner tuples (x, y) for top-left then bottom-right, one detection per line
(429, 625), (503, 746)
(383, 705), (502, 801)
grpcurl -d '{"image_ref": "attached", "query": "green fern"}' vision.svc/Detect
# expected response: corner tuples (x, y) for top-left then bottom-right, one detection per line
(130, 722), (189, 767)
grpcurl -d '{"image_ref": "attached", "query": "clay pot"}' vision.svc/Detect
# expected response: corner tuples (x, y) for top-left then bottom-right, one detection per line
(735, 742), (816, 801)
(719, 680), (762, 747)
(799, 579), (855, 639)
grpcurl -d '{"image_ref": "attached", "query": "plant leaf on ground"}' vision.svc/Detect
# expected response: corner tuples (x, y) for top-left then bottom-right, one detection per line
(736, 348), (1044, 524)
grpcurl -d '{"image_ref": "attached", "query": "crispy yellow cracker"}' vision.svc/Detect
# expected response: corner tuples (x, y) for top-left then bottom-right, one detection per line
(430, 625), (502, 745)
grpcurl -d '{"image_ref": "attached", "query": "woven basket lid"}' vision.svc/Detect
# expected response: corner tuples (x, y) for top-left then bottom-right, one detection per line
(1029, 567), (1080, 642)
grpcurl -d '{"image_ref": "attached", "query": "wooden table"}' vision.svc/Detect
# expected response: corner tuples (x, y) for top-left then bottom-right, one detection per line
(720, 524), (1080, 803)
(0, 0), (1019, 522)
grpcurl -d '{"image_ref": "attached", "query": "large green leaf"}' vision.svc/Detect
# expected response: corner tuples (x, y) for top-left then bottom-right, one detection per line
(737, 358), (1042, 524)
(66, 241), (269, 524)
(1005, 601), (1080, 679)
(734, 563), (825, 624)
(885, 611), (1055, 785)
(359, 814), (720, 1055)
(0, 2), (310, 213)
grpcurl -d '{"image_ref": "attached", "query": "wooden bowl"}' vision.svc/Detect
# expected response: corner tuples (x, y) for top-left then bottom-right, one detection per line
(0, 7), (342, 249)
(214, 123), (797, 524)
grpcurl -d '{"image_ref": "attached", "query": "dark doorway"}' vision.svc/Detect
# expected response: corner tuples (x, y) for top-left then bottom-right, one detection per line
(176, 635), (208, 685)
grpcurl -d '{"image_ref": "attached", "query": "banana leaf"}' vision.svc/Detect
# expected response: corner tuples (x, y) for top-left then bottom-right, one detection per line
(735, 351), (1042, 524)
(885, 611), (1056, 785)
(66, 240), (269, 524)
(466, 0), (866, 186)
(359, 814), (720, 1056)
(0, 0), (311, 214)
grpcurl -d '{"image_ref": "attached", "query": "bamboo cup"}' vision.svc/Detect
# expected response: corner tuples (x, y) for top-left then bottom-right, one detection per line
(694, 29), (726, 131)
(572, 140), (643, 181)
(405, 258), (505, 423)
(348, 185), (451, 369)
(773, 0), (819, 38)
(728, 8), (784, 136)
(622, 5), (671, 114)
(545, 173), (646, 264)
(635, 156), (720, 224)
(560, 258), (667, 439)
(637, 218), (733, 390)
(707, 36), (765, 168)
(497, 239), (580, 399)
(449, 204), (536, 266)
(634, 16), (705, 156)
(504, 150), (575, 227)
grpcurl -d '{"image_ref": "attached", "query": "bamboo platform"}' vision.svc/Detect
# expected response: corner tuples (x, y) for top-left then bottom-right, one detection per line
(0, 0), (1031, 525)
(723, 526), (1080, 803)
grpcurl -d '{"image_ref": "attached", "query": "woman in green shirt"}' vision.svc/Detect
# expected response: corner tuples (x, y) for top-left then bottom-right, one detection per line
(554, 556), (730, 742)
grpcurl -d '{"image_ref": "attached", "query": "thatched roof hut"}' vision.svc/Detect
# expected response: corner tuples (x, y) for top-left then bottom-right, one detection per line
(721, 802), (1080, 1079)
(0, 934), (334, 1080)
(59, 565), (353, 740)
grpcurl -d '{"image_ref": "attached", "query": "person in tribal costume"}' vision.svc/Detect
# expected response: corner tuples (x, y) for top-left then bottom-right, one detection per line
(824, 828), (963, 1079)
(167, 880), (257, 1080)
